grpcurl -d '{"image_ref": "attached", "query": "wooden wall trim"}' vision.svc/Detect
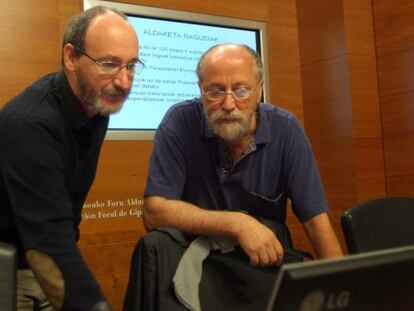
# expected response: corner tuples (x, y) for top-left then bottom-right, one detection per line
(296, 0), (387, 251)
(374, 0), (414, 196)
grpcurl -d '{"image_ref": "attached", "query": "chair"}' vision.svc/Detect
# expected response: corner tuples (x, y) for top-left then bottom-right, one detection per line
(0, 242), (17, 311)
(123, 220), (306, 311)
(341, 197), (414, 254)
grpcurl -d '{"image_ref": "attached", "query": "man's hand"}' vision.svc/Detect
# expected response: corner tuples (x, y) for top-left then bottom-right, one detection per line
(234, 213), (284, 267)
(26, 250), (64, 310)
(144, 196), (285, 266)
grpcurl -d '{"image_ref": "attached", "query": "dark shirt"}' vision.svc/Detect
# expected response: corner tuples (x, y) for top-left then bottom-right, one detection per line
(145, 98), (328, 223)
(0, 72), (108, 310)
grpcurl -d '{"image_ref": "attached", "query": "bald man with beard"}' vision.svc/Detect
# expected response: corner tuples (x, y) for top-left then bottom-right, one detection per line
(144, 44), (343, 269)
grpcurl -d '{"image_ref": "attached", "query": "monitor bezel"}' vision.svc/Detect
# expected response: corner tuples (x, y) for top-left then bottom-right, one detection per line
(84, 0), (270, 140)
(266, 245), (414, 311)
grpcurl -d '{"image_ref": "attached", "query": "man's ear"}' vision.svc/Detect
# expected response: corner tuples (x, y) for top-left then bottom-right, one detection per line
(256, 80), (264, 103)
(63, 43), (77, 72)
(198, 81), (204, 98)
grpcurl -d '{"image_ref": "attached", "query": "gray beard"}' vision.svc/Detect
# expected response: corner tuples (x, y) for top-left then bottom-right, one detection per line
(76, 70), (128, 116)
(203, 105), (252, 142)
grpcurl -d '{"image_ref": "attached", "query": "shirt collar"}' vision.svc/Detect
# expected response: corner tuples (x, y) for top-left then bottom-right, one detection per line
(54, 71), (91, 132)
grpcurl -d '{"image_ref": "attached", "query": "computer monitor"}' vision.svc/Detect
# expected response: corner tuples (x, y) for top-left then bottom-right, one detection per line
(266, 245), (414, 311)
(84, 0), (269, 140)
(0, 242), (17, 311)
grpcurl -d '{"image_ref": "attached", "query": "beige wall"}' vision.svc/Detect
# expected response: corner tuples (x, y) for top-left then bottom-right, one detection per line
(1, 1), (414, 309)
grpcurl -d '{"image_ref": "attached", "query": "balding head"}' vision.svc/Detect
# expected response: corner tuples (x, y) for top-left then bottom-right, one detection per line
(61, 6), (139, 117)
(196, 44), (263, 83)
(61, 6), (132, 67)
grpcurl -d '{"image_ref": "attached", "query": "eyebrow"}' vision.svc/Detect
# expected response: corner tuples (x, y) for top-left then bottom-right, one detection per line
(97, 55), (140, 63)
(205, 82), (252, 89)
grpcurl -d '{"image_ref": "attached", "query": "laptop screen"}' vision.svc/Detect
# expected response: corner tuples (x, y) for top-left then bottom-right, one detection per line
(0, 242), (17, 311)
(266, 245), (414, 311)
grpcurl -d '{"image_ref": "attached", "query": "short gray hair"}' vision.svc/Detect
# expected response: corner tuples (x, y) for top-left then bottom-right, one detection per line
(61, 6), (127, 66)
(196, 44), (263, 82)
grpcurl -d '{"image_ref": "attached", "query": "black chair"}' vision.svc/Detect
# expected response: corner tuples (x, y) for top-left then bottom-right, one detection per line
(341, 197), (414, 254)
(123, 220), (306, 311)
(0, 242), (17, 311)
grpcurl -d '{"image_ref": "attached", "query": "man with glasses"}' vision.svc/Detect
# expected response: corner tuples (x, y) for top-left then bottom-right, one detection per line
(143, 44), (343, 269)
(0, 6), (142, 311)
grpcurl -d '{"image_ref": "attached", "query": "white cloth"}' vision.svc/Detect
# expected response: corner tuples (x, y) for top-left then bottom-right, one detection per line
(173, 236), (237, 311)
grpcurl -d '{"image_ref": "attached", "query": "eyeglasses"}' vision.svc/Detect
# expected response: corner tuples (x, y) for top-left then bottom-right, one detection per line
(202, 84), (260, 102)
(72, 45), (145, 76)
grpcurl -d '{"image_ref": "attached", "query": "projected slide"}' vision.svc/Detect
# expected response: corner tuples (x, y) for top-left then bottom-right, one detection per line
(109, 15), (258, 130)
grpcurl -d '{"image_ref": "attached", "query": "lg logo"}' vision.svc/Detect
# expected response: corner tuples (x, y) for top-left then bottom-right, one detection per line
(326, 291), (350, 309)
(300, 290), (351, 311)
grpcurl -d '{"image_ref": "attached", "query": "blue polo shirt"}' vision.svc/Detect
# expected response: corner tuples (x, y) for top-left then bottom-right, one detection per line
(145, 98), (328, 223)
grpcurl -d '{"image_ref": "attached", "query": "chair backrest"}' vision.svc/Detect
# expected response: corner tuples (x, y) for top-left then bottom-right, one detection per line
(0, 242), (17, 311)
(341, 197), (414, 254)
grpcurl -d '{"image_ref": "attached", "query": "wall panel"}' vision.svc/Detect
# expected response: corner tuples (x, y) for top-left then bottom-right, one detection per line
(266, 1), (304, 120)
(296, 0), (355, 253)
(377, 49), (414, 97)
(373, 0), (414, 56)
(0, 0), (61, 103)
(296, 0), (386, 252)
(381, 91), (414, 135)
(374, 0), (414, 197)
(112, 0), (271, 21)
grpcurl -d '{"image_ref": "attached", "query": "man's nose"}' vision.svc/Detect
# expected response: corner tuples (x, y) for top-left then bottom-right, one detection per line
(221, 92), (236, 111)
(113, 67), (133, 90)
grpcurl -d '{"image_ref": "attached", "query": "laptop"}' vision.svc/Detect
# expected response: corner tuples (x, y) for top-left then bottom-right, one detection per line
(0, 242), (17, 311)
(266, 245), (414, 311)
